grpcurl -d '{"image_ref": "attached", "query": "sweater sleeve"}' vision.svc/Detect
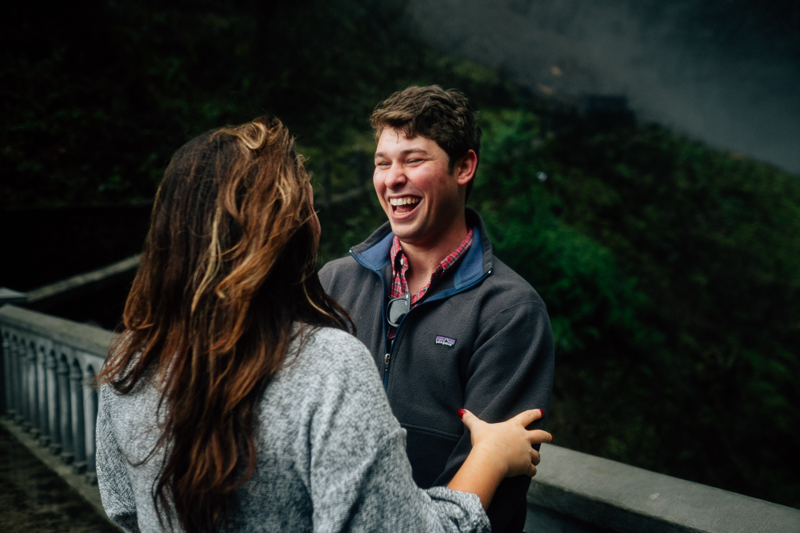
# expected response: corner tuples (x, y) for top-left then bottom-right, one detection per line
(305, 331), (490, 533)
(437, 299), (555, 532)
(96, 385), (141, 533)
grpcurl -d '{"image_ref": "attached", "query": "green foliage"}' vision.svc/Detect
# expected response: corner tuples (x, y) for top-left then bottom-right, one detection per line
(473, 110), (800, 507)
(544, 126), (800, 506)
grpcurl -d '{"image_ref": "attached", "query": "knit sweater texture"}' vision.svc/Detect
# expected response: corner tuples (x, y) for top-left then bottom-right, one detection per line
(96, 327), (489, 533)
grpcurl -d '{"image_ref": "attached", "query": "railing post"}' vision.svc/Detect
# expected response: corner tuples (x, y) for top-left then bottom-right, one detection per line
(46, 346), (61, 454)
(69, 358), (87, 473)
(83, 364), (98, 484)
(1, 330), (11, 417)
(22, 335), (33, 428)
(12, 332), (25, 424)
(26, 338), (39, 437)
(6, 332), (15, 419)
(36, 339), (51, 446)
(56, 351), (74, 464)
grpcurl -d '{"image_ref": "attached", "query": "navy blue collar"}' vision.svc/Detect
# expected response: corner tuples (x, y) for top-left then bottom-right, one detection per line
(351, 221), (487, 292)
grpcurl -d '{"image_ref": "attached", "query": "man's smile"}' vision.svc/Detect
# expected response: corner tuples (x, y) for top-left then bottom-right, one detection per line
(389, 196), (421, 215)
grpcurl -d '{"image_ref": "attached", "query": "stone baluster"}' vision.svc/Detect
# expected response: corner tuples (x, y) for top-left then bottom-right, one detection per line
(69, 359), (87, 473)
(82, 364), (98, 484)
(11, 332), (22, 421)
(22, 336), (33, 428)
(13, 333), (26, 425)
(1, 330), (12, 418)
(26, 339), (39, 436)
(56, 352), (74, 464)
(46, 347), (61, 454)
(36, 340), (51, 446)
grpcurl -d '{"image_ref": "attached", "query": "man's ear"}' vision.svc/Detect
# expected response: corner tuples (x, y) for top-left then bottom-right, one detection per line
(455, 150), (478, 186)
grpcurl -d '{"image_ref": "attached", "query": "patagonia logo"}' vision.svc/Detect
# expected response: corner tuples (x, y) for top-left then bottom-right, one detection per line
(435, 335), (456, 348)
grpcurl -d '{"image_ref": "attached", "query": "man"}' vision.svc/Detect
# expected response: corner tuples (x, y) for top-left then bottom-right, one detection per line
(319, 86), (554, 532)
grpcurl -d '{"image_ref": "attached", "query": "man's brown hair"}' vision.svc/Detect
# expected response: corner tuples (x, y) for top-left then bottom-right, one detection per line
(370, 85), (481, 199)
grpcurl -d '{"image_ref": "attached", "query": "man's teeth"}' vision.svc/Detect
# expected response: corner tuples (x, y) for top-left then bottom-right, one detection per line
(389, 197), (420, 206)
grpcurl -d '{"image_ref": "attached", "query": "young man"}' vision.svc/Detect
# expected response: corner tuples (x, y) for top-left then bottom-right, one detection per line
(319, 86), (554, 532)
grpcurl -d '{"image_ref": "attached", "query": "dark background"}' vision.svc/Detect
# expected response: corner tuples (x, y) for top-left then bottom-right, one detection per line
(2, 0), (799, 509)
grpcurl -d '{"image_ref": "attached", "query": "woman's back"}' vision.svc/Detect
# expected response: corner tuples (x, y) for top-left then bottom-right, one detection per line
(97, 327), (488, 533)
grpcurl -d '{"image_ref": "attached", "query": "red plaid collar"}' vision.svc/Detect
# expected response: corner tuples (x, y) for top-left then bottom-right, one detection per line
(390, 228), (474, 306)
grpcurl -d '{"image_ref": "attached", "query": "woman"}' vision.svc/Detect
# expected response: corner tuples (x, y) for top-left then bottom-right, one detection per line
(96, 117), (552, 533)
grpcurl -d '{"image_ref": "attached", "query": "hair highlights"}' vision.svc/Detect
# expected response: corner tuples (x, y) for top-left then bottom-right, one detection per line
(98, 117), (351, 533)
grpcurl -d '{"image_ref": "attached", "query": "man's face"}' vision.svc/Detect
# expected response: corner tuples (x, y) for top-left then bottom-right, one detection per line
(373, 128), (466, 248)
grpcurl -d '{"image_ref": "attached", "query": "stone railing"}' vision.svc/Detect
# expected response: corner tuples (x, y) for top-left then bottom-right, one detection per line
(2, 303), (800, 532)
(1, 304), (112, 484)
(525, 445), (800, 533)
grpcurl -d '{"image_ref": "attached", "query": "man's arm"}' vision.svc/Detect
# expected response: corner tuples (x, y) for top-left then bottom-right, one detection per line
(437, 299), (555, 532)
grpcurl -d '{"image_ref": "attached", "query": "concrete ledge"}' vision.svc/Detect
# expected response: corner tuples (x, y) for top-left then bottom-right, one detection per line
(0, 288), (27, 305)
(25, 255), (140, 311)
(526, 444), (800, 533)
(0, 417), (118, 530)
(0, 304), (115, 358)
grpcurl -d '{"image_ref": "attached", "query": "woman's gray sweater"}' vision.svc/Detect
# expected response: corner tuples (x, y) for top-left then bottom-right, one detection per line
(96, 327), (490, 532)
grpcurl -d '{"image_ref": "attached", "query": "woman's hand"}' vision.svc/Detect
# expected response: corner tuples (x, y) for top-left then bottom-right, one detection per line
(446, 408), (553, 509)
(460, 408), (552, 479)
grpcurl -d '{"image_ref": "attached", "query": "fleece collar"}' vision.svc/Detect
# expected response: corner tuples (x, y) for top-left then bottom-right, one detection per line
(350, 208), (493, 292)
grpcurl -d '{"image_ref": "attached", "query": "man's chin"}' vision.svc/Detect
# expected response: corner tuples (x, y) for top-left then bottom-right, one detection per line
(388, 221), (419, 241)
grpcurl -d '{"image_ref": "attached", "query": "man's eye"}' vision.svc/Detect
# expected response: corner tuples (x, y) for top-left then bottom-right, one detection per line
(376, 161), (389, 168)
(407, 159), (422, 164)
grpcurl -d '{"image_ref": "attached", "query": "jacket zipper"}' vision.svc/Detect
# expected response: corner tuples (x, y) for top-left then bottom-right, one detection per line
(351, 248), (493, 391)
(379, 270), (494, 389)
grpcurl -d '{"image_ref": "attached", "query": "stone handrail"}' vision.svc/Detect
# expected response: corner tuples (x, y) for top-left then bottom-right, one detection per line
(525, 445), (800, 532)
(2, 304), (800, 532)
(1, 304), (113, 483)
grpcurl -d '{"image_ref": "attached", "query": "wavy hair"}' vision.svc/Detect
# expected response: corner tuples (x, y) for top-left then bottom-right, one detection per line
(98, 117), (352, 532)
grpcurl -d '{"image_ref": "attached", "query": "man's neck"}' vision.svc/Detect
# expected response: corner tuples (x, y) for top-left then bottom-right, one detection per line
(398, 219), (469, 295)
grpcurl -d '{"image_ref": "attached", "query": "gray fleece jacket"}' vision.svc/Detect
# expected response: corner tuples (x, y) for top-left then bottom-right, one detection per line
(319, 209), (555, 533)
(96, 327), (489, 533)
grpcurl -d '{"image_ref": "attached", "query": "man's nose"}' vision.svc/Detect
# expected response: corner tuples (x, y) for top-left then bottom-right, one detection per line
(385, 163), (407, 189)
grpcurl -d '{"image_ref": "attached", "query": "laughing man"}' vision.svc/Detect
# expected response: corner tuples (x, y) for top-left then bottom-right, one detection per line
(319, 85), (554, 532)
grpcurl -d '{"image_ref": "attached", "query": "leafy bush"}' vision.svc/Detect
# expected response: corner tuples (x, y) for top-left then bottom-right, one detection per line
(474, 110), (800, 507)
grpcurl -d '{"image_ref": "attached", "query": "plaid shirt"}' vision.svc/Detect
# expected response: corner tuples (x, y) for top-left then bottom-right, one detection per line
(390, 228), (474, 306)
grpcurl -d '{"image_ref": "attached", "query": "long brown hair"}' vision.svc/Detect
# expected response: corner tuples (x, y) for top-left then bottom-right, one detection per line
(98, 117), (351, 532)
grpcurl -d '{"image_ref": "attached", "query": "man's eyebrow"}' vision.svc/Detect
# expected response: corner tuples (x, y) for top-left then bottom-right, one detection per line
(374, 148), (431, 158)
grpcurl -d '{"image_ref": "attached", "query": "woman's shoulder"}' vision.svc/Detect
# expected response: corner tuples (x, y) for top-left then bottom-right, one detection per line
(276, 325), (378, 389)
(260, 325), (391, 431)
(302, 325), (367, 353)
(292, 326), (370, 368)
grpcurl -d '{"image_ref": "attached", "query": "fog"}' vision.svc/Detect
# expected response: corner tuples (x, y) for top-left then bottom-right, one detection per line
(404, 0), (800, 174)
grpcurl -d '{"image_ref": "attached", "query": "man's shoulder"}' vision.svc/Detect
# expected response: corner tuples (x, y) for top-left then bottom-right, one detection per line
(319, 253), (365, 282)
(319, 255), (359, 277)
(482, 255), (546, 310)
(318, 255), (375, 298)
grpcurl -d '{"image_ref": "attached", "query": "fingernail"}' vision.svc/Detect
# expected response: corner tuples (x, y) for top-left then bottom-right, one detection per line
(458, 408), (466, 419)
(551, 435), (555, 444)
(540, 409), (546, 417)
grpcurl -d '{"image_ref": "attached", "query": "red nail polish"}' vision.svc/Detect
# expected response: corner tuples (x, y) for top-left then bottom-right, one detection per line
(551, 436), (555, 444)
(540, 409), (546, 418)
(458, 408), (466, 419)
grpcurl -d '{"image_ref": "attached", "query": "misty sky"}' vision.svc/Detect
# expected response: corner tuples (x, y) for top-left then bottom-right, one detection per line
(404, 0), (800, 174)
